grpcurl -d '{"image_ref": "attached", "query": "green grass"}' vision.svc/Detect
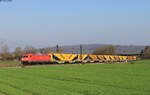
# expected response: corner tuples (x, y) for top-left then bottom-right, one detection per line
(131, 60), (150, 64)
(0, 60), (150, 95)
(0, 61), (21, 67)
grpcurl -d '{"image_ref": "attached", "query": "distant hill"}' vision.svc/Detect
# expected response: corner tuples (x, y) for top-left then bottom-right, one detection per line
(49, 44), (145, 55)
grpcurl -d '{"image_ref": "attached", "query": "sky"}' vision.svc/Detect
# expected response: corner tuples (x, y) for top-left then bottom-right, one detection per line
(0, 0), (150, 48)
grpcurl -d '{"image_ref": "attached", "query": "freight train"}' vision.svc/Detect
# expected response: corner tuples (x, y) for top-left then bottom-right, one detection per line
(21, 53), (137, 65)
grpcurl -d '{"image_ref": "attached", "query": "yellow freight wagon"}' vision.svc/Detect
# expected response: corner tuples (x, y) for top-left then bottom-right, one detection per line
(47, 53), (137, 64)
(77, 54), (89, 63)
(114, 56), (120, 62)
(133, 56), (137, 60)
(97, 55), (105, 62)
(51, 53), (78, 63)
(89, 55), (99, 62)
(103, 55), (112, 62)
(109, 55), (116, 62)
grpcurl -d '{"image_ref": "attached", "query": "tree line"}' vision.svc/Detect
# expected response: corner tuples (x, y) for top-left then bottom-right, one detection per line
(0, 45), (52, 61)
(0, 44), (150, 61)
(92, 45), (150, 60)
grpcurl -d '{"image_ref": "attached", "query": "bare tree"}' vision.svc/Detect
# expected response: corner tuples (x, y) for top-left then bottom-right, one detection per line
(0, 44), (12, 60)
(14, 47), (22, 54)
(39, 48), (51, 54)
(23, 46), (37, 54)
(142, 46), (150, 59)
(14, 47), (23, 60)
(56, 45), (63, 53)
(93, 45), (116, 55)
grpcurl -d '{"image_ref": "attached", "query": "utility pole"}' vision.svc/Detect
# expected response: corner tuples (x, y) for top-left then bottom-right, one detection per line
(80, 44), (83, 62)
(56, 45), (59, 53)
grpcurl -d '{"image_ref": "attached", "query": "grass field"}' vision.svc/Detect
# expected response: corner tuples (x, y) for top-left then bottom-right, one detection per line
(0, 60), (150, 95)
(0, 61), (21, 67)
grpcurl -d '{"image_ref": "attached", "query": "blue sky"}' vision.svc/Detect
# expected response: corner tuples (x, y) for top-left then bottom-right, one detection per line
(0, 0), (150, 48)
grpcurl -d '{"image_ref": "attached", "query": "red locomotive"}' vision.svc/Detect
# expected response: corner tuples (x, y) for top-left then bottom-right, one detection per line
(21, 54), (52, 65)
